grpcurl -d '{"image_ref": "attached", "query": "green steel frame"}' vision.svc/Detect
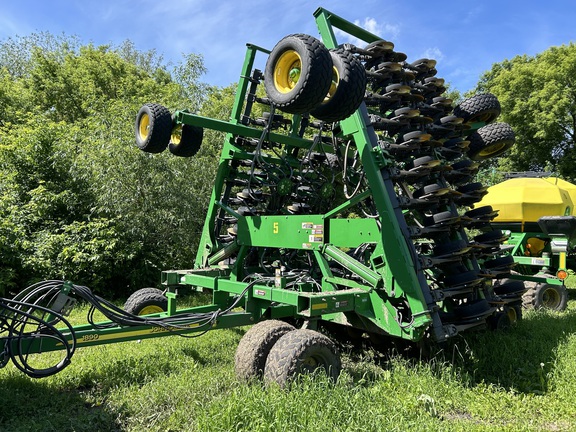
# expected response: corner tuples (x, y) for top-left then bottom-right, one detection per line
(10, 7), (496, 359)
(164, 7), (444, 342)
(499, 229), (570, 287)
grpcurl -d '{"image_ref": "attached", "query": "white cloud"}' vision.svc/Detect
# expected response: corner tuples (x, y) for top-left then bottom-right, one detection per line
(334, 16), (400, 47)
(422, 47), (444, 62)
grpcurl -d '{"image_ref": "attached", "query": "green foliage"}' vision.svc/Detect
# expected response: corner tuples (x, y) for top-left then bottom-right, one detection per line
(0, 33), (221, 296)
(2, 299), (576, 431)
(476, 43), (576, 181)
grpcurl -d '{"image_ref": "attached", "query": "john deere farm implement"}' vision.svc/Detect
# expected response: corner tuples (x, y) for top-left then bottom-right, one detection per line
(479, 173), (576, 312)
(1, 8), (521, 385)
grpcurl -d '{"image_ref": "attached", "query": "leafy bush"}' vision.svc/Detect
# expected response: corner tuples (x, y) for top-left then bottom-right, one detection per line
(0, 34), (223, 297)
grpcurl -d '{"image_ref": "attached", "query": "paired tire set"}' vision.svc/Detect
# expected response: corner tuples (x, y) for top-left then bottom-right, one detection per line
(234, 320), (340, 387)
(122, 290), (340, 387)
(135, 103), (203, 157)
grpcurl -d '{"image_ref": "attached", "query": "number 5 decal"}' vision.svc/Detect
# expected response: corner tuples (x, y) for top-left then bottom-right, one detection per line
(273, 222), (279, 234)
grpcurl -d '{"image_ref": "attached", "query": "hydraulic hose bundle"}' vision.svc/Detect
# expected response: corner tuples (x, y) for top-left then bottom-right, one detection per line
(0, 279), (254, 378)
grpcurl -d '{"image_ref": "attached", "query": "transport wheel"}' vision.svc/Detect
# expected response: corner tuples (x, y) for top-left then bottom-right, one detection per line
(234, 320), (295, 381)
(310, 48), (367, 122)
(264, 34), (333, 114)
(523, 282), (568, 311)
(487, 310), (511, 330)
(467, 122), (515, 161)
(264, 329), (341, 387)
(505, 302), (522, 324)
(135, 103), (172, 153)
(453, 93), (501, 124)
(169, 124), (203, 157)
(124, 287), (168, 315)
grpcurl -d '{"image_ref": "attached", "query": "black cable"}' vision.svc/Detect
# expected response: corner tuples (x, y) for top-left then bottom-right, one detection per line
(0, 278), (263, 377)
(0, 297), (75, 378)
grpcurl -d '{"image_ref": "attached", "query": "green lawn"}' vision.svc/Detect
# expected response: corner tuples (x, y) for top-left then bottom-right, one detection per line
(2, 288), (576, 431)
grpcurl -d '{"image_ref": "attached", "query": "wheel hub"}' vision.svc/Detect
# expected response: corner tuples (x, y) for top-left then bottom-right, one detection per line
(139, 113), (150, 140)
(274, 50), (302, 94)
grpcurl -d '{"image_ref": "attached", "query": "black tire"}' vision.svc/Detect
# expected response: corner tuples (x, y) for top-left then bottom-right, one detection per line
(433, 239), (470, 257)
(443, 270), (483, 288)
(310, 48), (367, 122)
(523, 282), (568, 311)
(465, 205), (496, 219)
(457, 182), (486, 194)
(493, 280), (526, 297)
(505, 302), (522, 324)
(487, 311), (511, 330)
(453, 93), (501, 124)
(426, 210), (459, 226)
(234, 320), (295, 381)
(413, 183), (449, 199)
(169, 124), (203, 157)
(264, 329), (341, 387)
(124, 287), (168, 315)
(474, 229), (507, 244)
(467, 122), (515, 161)
(412, 155), (440, 169)
(135, 103), (172, 153)
(264, 34), (333, 114)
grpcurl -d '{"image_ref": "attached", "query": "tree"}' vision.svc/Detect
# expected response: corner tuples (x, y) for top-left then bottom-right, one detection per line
(0, 33), (221, 297)
(475, 43), (576, 181)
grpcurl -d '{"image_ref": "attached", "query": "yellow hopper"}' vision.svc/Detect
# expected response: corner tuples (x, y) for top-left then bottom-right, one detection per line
(478, 177), (574, 229)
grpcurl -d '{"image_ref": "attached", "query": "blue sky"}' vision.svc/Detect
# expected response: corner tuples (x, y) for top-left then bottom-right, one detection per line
(1, 0), (574, 94)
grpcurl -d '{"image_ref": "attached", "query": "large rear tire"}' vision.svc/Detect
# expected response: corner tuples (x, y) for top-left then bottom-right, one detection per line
(310, 48), (367, 122)
(264, 34), (333, 114)
(264, 329), (341, 387)
(234, 320), (295, 381)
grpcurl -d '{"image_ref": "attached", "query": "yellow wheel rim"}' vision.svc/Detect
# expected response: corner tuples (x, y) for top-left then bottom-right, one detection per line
(274, 50), (302, 94)
(139, 305), (164, 315)
(473, 112), (493, 123)
(542, 287), (561, 309)
(506, 307), (518, 323)
(138, 113), (150, 141)
(321, 66), (339, 104)
(478, 142), (506, 157)
(171, 124), (182, 145)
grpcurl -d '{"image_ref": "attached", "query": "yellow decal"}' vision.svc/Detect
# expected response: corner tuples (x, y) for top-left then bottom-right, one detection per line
(58, 323), (201, 346)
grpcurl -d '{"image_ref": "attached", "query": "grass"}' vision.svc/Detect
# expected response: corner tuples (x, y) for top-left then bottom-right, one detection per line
(2, 288), (576, 431)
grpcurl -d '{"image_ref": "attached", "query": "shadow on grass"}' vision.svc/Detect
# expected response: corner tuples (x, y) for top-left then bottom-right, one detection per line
(337, 308), (576, 395)
(0, 338), (210, 431)
(0, 374), (121, 432)
(454, 309), (576, 393)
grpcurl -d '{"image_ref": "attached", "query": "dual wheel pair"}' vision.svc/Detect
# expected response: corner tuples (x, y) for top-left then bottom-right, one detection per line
(123, 289), (340, 386)
(234, 319), (340, 387)
(264, 34), (367, 122)
(452, 93), (515, 161)
(135, 103), (203, 156)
